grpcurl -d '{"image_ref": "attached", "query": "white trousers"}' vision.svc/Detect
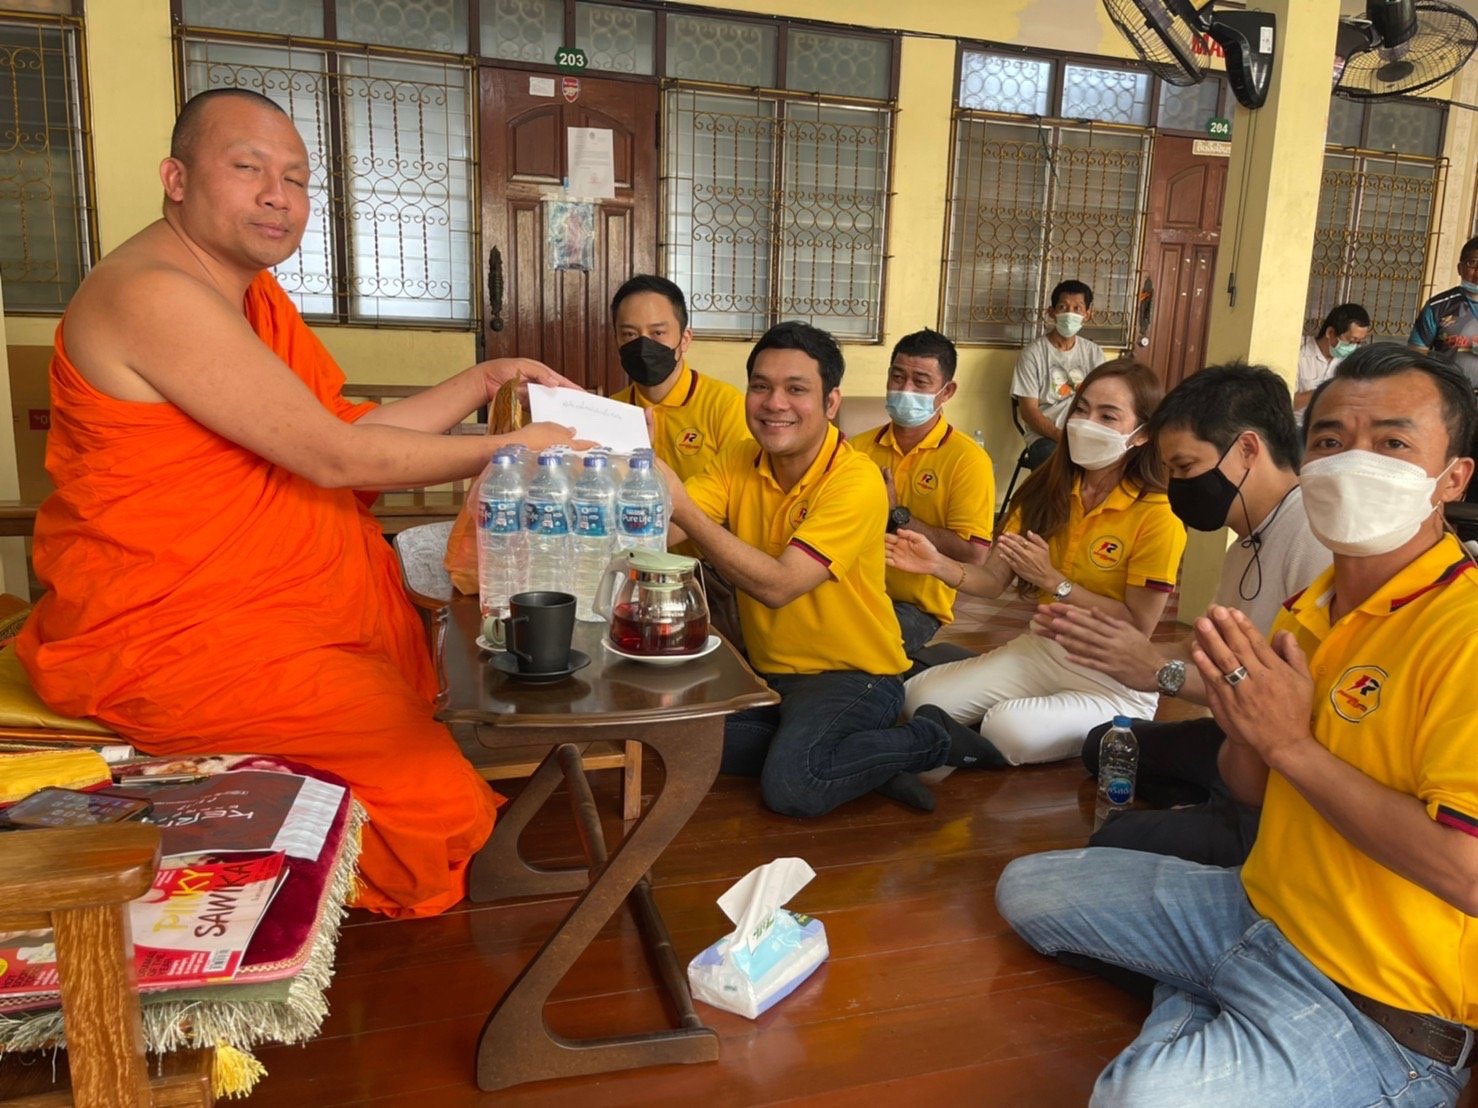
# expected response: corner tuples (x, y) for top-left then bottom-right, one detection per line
(903, 631), (1158, 766)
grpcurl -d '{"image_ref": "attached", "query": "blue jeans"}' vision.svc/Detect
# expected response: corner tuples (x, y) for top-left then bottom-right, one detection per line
(996, 849), (1470, 1107)
(892, 600), (942, 657)
(723, 671), (948, 819)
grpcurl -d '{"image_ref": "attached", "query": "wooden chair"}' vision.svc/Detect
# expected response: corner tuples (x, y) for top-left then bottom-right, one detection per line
(0, 824), (213, 1107)
(392, 522), (644, 821)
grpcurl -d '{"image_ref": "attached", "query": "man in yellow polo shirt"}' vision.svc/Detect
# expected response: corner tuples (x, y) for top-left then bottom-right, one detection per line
(996, 345), (1478, 1104)
(609, 274), (749, 480)
(663, 321), (980, 818)
(854, 328), (995, 660)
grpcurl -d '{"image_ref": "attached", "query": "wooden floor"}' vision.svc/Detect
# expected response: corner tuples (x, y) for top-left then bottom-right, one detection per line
(234, 594), (1474, 1105)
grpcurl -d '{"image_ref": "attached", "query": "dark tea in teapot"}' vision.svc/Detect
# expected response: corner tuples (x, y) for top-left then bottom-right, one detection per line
(610, 601), (709, 655)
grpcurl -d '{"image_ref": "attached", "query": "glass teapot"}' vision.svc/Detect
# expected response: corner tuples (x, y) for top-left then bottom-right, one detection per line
(592, 548), (710, 656)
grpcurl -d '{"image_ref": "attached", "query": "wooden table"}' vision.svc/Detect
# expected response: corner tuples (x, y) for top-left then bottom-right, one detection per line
(434, 598), (777, 1092)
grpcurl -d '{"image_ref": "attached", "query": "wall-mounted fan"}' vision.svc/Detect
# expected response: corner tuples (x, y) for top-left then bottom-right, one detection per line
(1103, 0), (1277, 109)
(1333, 0), (1478, 99)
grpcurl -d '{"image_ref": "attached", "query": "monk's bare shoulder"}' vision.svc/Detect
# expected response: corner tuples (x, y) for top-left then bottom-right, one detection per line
(65, 226), (251, 402)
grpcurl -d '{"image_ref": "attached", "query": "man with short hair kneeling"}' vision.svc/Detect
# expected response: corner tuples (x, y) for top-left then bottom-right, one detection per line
(661, 322), (956, 816)
(996, 344), (1478, 1104)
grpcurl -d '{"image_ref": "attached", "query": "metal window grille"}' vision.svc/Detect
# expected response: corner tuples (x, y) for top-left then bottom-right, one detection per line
(180, 35), (475, 326)
(942, 115), (1150, 347)
(1305, 152), (1446, 341)
(662, 85), (890, 340)
(0, 16), (94, 313)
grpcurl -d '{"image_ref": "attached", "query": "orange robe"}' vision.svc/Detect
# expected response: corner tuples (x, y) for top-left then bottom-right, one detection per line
(16, 272), (498, 918)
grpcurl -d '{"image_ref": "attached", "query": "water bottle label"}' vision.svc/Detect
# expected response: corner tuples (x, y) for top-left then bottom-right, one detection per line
(1105, 776), (1133, 805)
(523, 501), (570, 535)
(479, 498), (521, 534)
(573, 502), (610, 537)
(619, 502), (664, 537)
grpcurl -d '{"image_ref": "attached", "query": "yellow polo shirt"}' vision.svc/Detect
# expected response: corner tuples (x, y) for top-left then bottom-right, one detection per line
(612, 362), (750, 482)
(1241, 535), (1478, 1025)
(1005, 479), (1186, 603)
(854, 420), (996, 624)
(684, 424), (907, 677)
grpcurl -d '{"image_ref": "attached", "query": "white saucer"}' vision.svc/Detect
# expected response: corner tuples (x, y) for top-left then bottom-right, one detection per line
(476, 635), (501, 653)
(601, 634), (721, 667)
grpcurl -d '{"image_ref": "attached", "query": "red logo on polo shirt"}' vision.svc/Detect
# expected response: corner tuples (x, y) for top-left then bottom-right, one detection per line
(914, 469), (939, 495)
(789, 501), (810, 528)
(1331, 665), (1386, 722)
(676, 429), (703, 455)
(1089, 536), (1124, 569)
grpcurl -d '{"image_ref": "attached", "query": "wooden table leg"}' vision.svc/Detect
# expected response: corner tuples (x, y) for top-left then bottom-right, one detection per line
(475, 716), (723, 1091)
(467, 743), (593, 901)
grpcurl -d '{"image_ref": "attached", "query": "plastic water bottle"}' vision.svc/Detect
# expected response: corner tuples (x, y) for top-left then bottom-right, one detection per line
(1094, 716), (1139, 831)
(476, 451), (527, 617)
(524, 451), (573, 593)
(972, 429), (988, 452)
(572, 452), (618, 621)
(616, 451), (669, 554)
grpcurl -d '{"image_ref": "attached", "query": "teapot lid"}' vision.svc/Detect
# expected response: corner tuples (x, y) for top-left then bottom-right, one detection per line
(620, 548), (698, 574)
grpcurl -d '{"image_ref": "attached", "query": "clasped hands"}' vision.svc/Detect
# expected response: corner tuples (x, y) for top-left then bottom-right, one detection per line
(1191, 605), (1316, 766)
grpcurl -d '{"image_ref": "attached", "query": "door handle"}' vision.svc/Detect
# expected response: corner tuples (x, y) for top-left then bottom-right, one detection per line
(487, 246), (505, 333)
(1135, 276), (1154, 347)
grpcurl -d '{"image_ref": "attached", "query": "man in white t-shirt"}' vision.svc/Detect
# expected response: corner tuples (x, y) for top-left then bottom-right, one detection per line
(1011, 279), (1106, 469)
(1034, 363), (1329, 866)
(1294, 303), (1370, 413)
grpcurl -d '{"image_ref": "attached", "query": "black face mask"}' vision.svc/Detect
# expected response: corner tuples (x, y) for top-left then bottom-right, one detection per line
(619, 336), (679, 387)
(1167, 440), (1248, 532)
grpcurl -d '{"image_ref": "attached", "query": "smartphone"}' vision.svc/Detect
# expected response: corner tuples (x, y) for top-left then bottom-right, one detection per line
(4, 787), (153, 829)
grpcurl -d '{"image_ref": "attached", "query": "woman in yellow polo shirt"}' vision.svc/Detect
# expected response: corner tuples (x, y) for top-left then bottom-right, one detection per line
(892, 359), (1187, 767)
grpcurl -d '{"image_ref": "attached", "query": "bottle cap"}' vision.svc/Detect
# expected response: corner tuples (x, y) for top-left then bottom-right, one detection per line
(1112, 715), (1133, 728)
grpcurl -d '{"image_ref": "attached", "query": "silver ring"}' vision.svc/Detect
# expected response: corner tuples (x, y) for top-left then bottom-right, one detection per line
(1223, 665), (1249, 686)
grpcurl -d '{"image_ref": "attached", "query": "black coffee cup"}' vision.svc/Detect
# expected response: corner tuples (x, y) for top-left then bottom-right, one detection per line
(506, 591), (576, 674)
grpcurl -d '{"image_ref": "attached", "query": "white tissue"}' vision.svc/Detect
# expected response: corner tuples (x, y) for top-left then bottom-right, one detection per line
(718, 857), (815, 953)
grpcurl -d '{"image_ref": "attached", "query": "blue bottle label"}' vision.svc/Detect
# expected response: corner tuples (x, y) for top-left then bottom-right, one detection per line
(619, 502), (664, 537)
(1105, 776), (1133, 805)
(573, 502), (610, 537)
(479, 498), (521, 534)
(524, 501), (570, 535)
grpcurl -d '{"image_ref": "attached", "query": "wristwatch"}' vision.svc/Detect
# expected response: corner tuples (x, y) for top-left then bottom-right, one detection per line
(1052, 578), (1074, 601)
(886, 506), (912, 534)
(1155, 659), (1187, 697)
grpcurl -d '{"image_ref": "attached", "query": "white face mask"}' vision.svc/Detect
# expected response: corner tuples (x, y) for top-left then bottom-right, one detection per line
(1066, 418), (1142, 471)
(1300, 450), (1450, 557)
(1054, 312), (1085, 339)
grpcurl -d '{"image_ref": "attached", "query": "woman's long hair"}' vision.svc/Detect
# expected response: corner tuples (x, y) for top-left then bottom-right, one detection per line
(1001, 357), (1167, 552)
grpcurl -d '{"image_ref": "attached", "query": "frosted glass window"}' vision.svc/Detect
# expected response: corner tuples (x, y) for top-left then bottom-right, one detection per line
(1366, 100), (1443, 157)
(1156, 78), (1221, 133)
(338, 0), (468, 55)
(665, 14), (775, 87)
(1061, 63), (1150, 126)
(575, 2), (654, 76)
(785, 29), (890, 100)
(958, 51), (1052, 116)
(481, 0), (562, 65)
(181, 0), (323, 37)
(1326, 96), (1364, 147)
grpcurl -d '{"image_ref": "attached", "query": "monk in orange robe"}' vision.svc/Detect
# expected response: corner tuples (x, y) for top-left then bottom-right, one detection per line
(16, 88), (583, 918)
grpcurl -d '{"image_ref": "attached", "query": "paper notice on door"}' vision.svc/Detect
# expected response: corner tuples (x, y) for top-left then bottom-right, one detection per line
(528, 383), (652, 453)
(566, 126), (616, 199)
(529, 76), (556, 97)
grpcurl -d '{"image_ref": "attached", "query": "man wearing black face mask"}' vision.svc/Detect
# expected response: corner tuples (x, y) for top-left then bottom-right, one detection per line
(1034, 363), (1328, 866)
(609, 275), (749, 482)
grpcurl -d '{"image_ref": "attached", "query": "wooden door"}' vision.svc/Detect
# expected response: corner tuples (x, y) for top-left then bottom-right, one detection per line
(1136, 135), (1226, 389)
(479, 69), (658, 394)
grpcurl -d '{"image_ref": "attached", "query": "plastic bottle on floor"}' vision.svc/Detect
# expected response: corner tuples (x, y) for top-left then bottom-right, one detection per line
(1094, 716), (1139, 831)
(572, 452), (618, 621)
(524, 451), (573, 594)
(616, 450), (669, 554)
(476, 451), (527, 617)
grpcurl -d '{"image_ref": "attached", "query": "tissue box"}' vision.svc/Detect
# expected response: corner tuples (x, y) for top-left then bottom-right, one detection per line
(689, 908), (828, 1019)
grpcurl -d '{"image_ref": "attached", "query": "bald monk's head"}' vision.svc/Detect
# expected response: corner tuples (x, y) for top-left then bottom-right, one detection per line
(160, 89), (311, 272)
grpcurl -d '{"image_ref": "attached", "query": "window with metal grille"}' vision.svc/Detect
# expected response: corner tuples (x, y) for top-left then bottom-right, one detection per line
(661, 21), (895, 341)
(1308, 98), (1446, 341)
(0, 15), (94, 313)
(944, 49), (1153, 348)
(180, 36), (475, 326)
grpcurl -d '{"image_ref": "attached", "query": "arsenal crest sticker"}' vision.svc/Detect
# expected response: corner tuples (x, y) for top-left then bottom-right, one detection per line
(562, 77), (581, 103)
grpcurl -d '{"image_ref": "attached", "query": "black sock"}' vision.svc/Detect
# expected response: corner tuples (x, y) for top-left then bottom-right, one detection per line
(914, 704), (1009, 769)
(874, 772), (935, 813)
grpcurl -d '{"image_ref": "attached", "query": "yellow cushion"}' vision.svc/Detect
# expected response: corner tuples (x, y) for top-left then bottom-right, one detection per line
(0, 648), (116, 735)
(0, 749), (111, 803)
